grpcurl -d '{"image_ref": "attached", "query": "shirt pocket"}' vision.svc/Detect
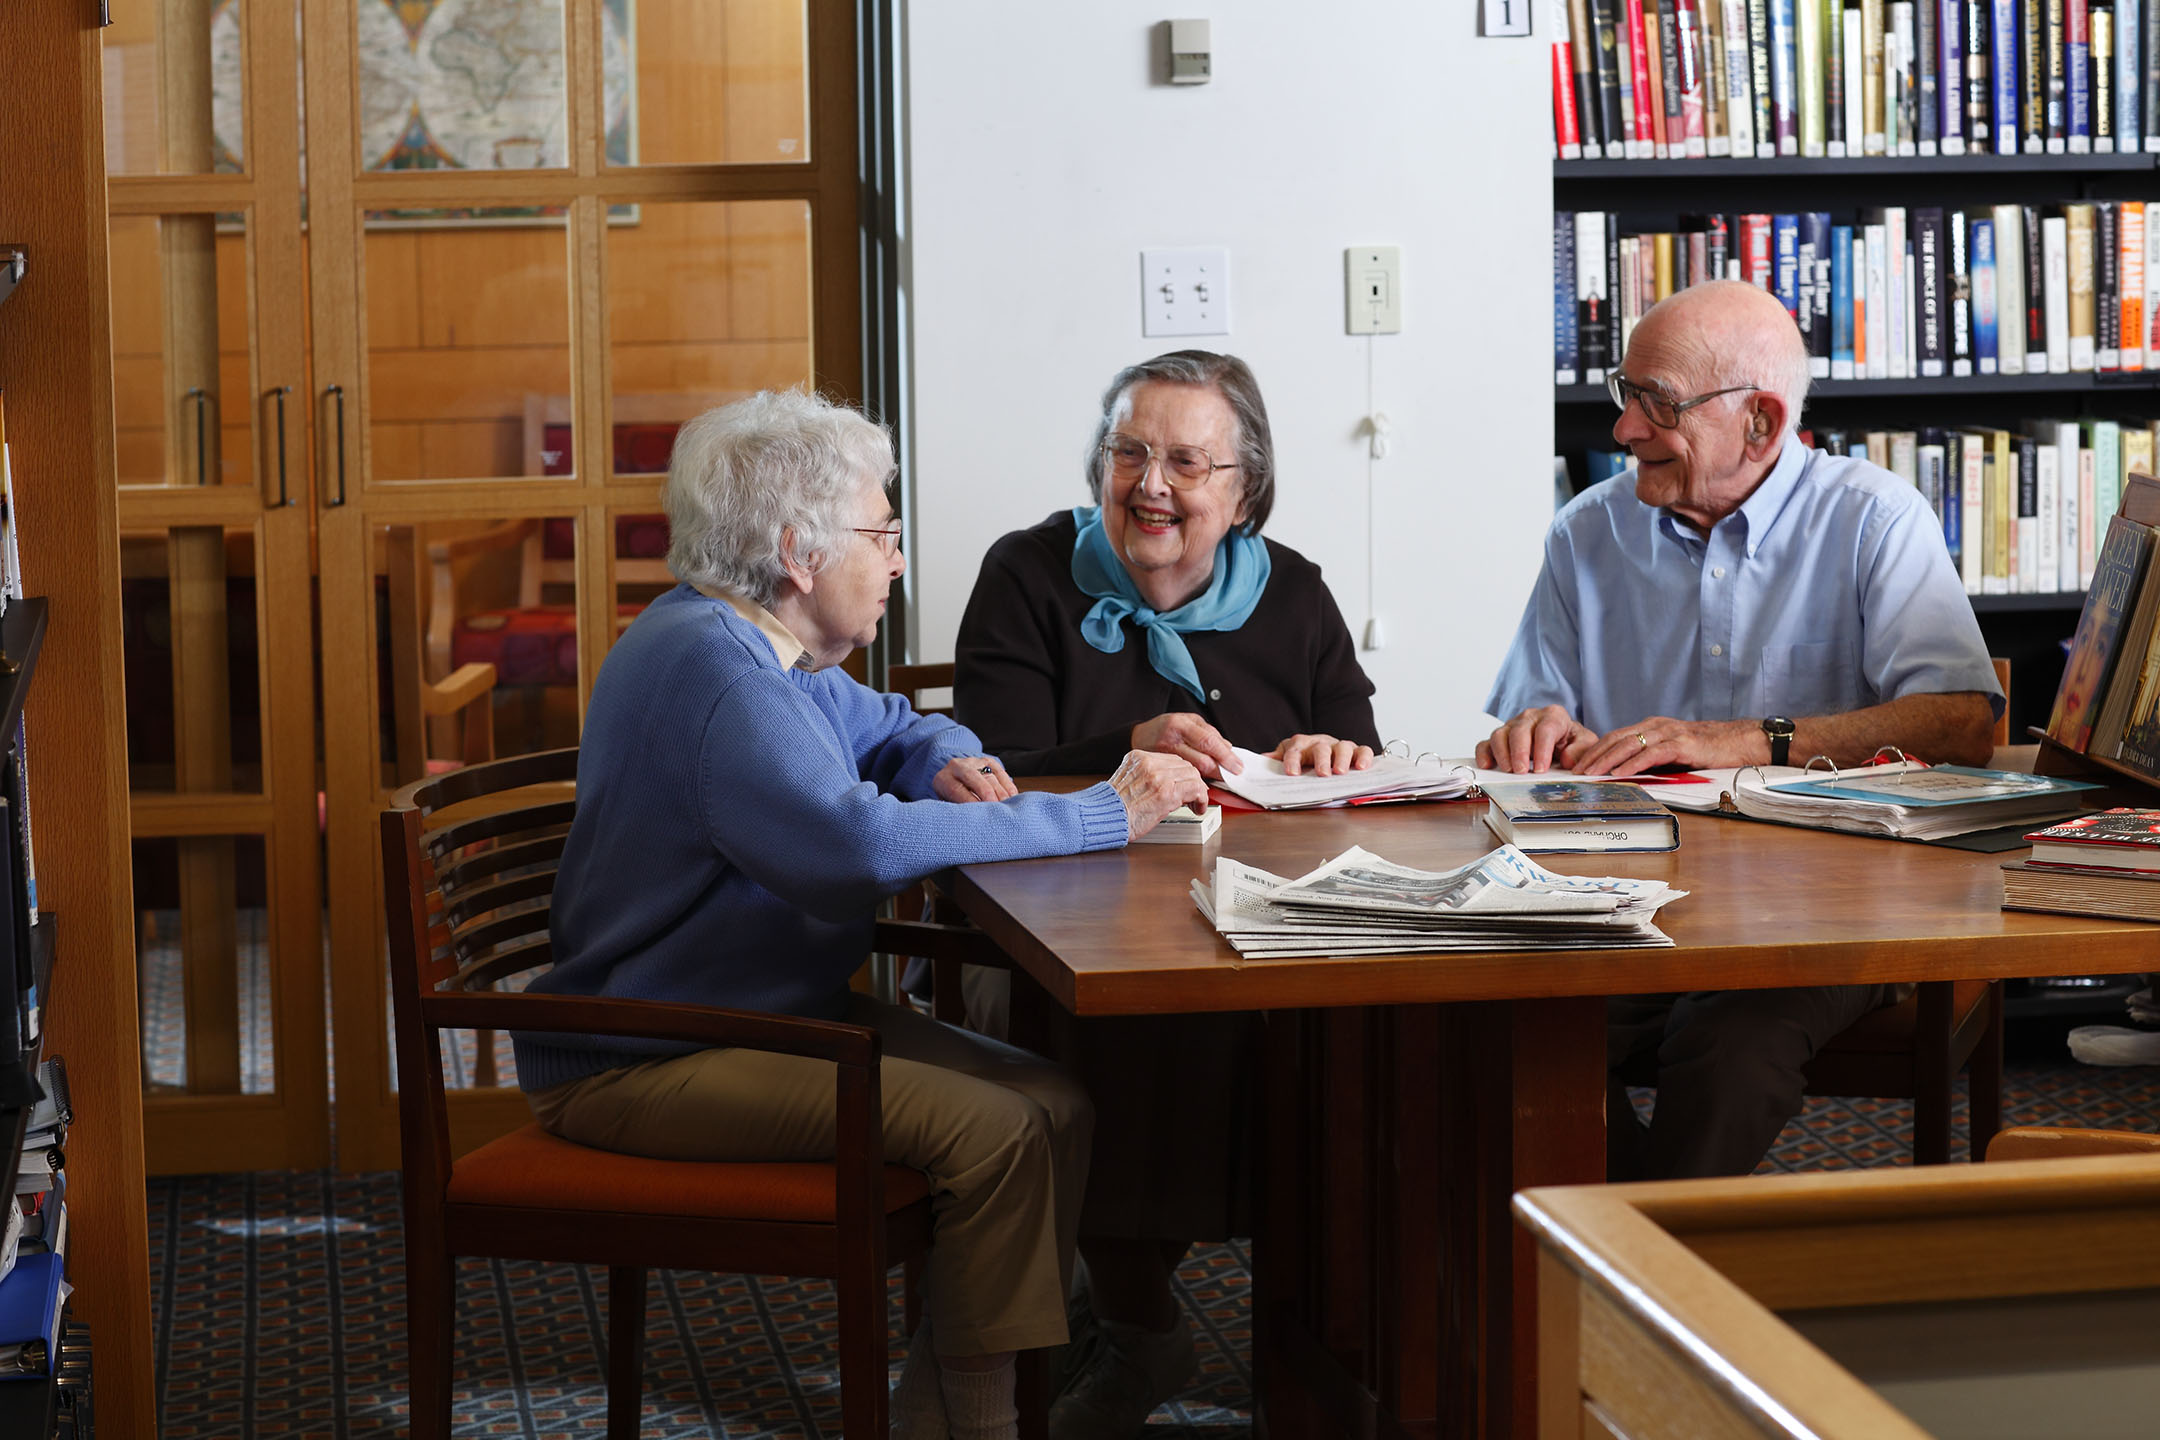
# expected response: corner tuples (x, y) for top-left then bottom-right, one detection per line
(1760, 639), (1862, 716)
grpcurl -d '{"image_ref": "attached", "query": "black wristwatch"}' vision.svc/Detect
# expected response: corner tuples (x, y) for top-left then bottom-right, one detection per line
(1761, 715), (1796, 767)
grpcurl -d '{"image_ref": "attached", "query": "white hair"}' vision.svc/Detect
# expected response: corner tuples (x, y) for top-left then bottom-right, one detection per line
(663, 391), (895, 607)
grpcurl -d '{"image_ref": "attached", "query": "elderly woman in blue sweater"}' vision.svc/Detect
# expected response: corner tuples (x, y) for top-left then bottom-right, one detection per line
(517, 389), (1206, 1440)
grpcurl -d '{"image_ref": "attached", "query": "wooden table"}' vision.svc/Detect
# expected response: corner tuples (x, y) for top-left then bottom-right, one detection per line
(945, 796), (2160, 1440)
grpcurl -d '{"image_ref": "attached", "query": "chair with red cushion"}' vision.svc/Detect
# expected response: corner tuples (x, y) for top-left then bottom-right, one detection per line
(382, 747), (1020, 1438)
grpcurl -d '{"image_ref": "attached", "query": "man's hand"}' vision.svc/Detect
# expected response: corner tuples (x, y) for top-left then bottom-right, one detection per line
(1110, 751), (1210, 839)
(1475, 705), (1598, 774)
(1131, 712), (1242, 778)
(932, 755), (1019, 803)
(1571, 716), (1763, 777)
(1271, 734), (1376, 777)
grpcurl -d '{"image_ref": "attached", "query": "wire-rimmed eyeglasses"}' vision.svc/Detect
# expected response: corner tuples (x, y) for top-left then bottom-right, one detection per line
(1607, 372), (1760, 429)
(853, 524), (903, 557)
(1101, 434), (1238, 490)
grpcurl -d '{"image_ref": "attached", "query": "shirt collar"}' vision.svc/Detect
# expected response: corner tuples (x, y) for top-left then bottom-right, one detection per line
(695, 584), (809, 670)
(1651, 434), (1809, 558)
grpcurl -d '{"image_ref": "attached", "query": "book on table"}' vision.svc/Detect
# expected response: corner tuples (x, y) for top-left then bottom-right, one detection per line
(1481, 779), (1681, 852)
(1129, 804), (1221, 845)
(2003, 859), (2160, 921)
(2024, 808), (2160, 869)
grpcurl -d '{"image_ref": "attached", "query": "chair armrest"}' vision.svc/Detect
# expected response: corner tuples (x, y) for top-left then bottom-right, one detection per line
(422, 661), (497, 716)
(422, 991), (880, 1068)
(873, 918), (1015, 970)
(425, 518), (536, 564)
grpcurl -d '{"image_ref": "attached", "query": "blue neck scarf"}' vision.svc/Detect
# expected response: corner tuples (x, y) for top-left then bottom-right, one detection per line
(1069, 505), (1271, 704)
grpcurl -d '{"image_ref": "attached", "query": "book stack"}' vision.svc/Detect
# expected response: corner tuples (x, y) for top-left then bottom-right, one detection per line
(2043, 504), (2160, 773)
(1557, 203), (2160, 386)
(1190, 844), (1687, 958)
(1583, 413), (2152, 596)
(1554, 0), (2160, 159)
(2004, 807), (2160, 916)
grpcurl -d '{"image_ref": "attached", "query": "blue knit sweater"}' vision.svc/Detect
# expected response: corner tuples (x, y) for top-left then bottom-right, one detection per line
(515, 586), (1132, 1092)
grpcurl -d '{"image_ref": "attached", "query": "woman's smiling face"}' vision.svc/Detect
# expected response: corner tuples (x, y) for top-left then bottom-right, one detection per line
(1100, 380), (1246, 611)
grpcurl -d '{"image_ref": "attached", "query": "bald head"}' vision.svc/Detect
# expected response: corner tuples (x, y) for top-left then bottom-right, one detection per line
(1625, 280), (1812, 437)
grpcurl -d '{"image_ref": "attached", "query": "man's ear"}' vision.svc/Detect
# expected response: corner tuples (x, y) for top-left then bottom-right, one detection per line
(1742, 394), (1787, 462)
(778, 527), (817, 595)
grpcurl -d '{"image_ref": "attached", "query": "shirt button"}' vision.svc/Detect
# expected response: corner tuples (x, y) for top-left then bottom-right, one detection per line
(1712, 566), (1726, 579)
(1209, 689), (1221, 701)
(1710, 644), (1724, 657)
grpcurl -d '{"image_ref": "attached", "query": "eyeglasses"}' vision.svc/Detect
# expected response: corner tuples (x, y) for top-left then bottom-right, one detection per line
(1101, 434), (1238, 490)
(853, 524), (903, 558)
(1607, 372), (1760, 429)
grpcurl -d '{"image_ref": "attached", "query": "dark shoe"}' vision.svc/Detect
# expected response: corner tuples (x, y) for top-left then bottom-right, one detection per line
(1047, 1315), (1197, 1440)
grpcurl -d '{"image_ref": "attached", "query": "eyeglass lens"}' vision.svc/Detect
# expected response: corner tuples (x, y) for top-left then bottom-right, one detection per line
(1106, 436), (1217, 487)
(1607, 374), (1679, 427)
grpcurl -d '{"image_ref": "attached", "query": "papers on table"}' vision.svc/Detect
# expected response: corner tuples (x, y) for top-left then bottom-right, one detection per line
(1656, 762), (2098, 841)
(1210, 748), (1473, 810)
(1190, 844), (1685, 958)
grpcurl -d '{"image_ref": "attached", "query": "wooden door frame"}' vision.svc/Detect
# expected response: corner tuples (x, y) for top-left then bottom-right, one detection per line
(110, 0), (330, 1176)
(305, 0), (864, 1171)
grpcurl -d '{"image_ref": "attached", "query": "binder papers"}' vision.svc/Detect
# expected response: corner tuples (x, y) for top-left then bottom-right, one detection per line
(1210, 749), (1474, 810)
(1658, 762), (2098, 840)
(1190, 844), (1686, 958)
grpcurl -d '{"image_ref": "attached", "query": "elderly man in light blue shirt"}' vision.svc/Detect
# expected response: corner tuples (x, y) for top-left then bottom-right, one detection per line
(1479, 280), (2001, 1181)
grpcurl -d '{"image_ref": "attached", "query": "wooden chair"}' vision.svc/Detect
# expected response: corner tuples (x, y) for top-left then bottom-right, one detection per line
(888, 661), (956, 718)
(1617, 979), (2005, 1165)
(382, 746), (1018, 1439)
(1987, 1125), (2160, 1161)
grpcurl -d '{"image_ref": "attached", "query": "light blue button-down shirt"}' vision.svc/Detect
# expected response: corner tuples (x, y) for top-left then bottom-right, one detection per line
(1487, 437), (2004, 732)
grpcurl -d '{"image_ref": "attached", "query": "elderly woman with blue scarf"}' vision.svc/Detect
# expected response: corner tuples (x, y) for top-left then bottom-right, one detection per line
(952, 350), (1380, 1440)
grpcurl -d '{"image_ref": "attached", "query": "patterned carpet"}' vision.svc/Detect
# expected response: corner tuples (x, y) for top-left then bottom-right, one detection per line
(148, 1058), (2160, 1438)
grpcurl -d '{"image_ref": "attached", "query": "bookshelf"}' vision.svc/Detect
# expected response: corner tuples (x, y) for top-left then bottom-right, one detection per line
(1554, 153), (2160, 735)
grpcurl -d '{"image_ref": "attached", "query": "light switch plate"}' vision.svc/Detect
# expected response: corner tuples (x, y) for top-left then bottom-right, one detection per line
(1141, 247), (1231, 337)
(1344, 246), (1402, 334)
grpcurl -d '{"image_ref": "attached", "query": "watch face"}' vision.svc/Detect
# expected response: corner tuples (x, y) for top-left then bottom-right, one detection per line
(1763, 716), (1796, 736)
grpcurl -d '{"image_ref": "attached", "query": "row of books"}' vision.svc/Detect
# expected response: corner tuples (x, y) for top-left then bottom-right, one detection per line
(0, 1059), (67, 1387)
(1558, 203), (2160, 383)
(1583, 414), (2160, 593)
(1553, 0), (2160, 159)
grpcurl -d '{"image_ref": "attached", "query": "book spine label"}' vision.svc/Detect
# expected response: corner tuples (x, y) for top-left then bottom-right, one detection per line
(1966, 0), (1993, 144)
(1827, 0), (1850, 148)
(1725, 0), (1761, 149)
(1608, 214), (1625, 362)
(2148, 207), (2160, 363)
(1704, 0), (1733, 149)
(2025, 0), (2047, 150)
(2026, 205), (2051, 367)
(2098, 200), (2122, 368)
(1832, 224), (1857, 375)
(1892, 0), (1920, 150)
(1962, 434), (1985, 592)
(1974, 217), (2000, 371)
(1678, 0), (1711, 151)
(1770, 0), (1802, 147)
(1807, 210), (1834, 369)
(1997, 0), (2026, 150)
(2095, 2), (2116, 148)
(1994, 203), (2026, 371)
(2068, 204), (2097, 370)
(1918, 208), (1947, 373)
(1627, 0), (1657, 148)
(1950, 207), (1973, 372)
(1918, 0), (1941, 147)
(1889, 207), (1911, 376)
(1939, 0), (1966, 147)
(1849, 2), (1872, 144)
(1651, 3), (1678, 153)
(2147, 0), (2160, 147)
(2021, 437), (2042, 594)
(1866, 222), (1891, 375)
(1556, 213), (1581, 384)
(1775, 214), (1802, 321)
(1591, 0), (1630, 154)
(1571, 0), (1608, 151)
(2118, 0), (2140, 147)
(2079, 443), (2097, 588)
(1750, 0), (1780, 149)
(2069, 0), (2093, 149)
(1742, 212), (1775, 287)
(2047, 0), (2068, 150)
(2048, 211), (2077, 371)
(1863, 0), (1887, 147)
(1555, 0), (1586, 155)
(2125, 201), (2148, 371)
(1798, 0), (1828, 149)
(1578, 212), (1611, 381)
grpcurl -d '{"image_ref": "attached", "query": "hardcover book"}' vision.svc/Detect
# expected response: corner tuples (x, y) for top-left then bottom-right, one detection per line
(2046, 513), (2155, 750)
(2003, 857), (2160, 920)
(2024, 807), (2160, 868)
(1482, 781), (1681, 853)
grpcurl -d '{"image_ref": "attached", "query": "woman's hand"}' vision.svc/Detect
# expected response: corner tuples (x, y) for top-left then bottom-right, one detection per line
(932, 755), (1019, 803)
(1130, 712), (1242, 778)
(1110, 751), (1210, 839)
(1271, 734), (1375, 777)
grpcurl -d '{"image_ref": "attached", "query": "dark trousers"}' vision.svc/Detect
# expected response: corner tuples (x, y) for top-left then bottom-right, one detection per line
(1607, 985), (1894, 1180)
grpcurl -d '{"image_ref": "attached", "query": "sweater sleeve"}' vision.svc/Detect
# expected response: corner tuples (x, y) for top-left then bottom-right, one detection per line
(954, 541), (1137, 776)
(702, 667), (1129, 919)
(832, 677), (984, 799)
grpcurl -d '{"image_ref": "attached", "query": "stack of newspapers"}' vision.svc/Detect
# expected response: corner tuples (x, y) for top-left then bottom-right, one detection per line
(1190, 844), (1685, 958)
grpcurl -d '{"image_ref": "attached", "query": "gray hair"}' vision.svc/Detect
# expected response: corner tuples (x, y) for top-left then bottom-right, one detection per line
(1084, 350), (1276, 534)
(663, 390), (895, 607)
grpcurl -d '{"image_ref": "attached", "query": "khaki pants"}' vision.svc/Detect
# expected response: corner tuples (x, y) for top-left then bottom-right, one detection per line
(527, 994), (1092, 1355)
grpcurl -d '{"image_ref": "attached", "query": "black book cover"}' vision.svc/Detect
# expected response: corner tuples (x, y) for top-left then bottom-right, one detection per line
(2024, 0), (2047, 146)
(1949, 207), (1974, 370)
(1827, 0), (1849, 145)
(1606, 212), (1624, 367)
(1748, 0), (1777, 150)
(1919, 0), (1942, 143)
(2097, 199), (2121, 362)
(2046, 0), (2068, 144)
(2095, 0), (2116, 146)
(1589, 0), (1628, 156)
(1570, 0), (1606, 151)
(2018, 435), (2040, 535)
(1966, 0), (1993, 139)
(1917, 207), (1948, 372)
(1801, 211), (1834, 359)
(2024, 204), (2049, 354)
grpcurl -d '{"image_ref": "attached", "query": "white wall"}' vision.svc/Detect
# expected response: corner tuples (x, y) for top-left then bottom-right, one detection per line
(900, 2), (1553, 751)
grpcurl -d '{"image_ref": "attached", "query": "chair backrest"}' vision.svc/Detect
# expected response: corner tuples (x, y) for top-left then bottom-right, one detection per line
(382, 747), (580, 1199)
(888, 661), (956, 718)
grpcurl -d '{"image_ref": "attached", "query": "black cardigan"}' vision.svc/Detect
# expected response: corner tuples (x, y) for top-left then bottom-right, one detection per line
(953, 511), (1381, 776)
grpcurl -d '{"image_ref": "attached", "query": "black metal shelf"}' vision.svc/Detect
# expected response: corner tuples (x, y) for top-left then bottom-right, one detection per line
(0, 603), (46, 752)
(1970, 591), (2087, 613)
(0, 252), (19, 314)
(1556, 153), (2160, 181)
(1559, 374), (2160, 405)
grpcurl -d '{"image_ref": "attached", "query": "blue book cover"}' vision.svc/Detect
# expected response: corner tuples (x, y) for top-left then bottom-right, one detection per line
(1798, 211), (1832, 367)
(1831, 225), (1855, 373)
(1584, 449), (1632, 485)
(1939, 0), (1965, 146)
(1991, 0), (2020, 152)
(1554, 212), (1579, 384)
(1972, 217), (1999, 369)
(1770, 0), (1800, 151)
(0, 1251), (62, 1379)
(2120, 0), (2142, 146)
(1942, 437), (1963, 562)
(1773, 213), (1801, 318)
(1767, 764), (2101, 806)
(2069, 12), (2091, 144)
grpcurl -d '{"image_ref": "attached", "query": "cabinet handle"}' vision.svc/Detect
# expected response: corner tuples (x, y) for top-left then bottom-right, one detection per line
(266, 385), (293, 507)
(324, 383), (347, 508)
(183, 385), (215, 487)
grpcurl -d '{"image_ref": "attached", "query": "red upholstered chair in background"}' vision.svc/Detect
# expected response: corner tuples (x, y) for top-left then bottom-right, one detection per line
(382, 747), (1036, 1439)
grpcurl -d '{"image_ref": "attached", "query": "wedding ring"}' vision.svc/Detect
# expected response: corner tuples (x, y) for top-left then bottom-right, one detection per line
(1635, 733), (1649, 749)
